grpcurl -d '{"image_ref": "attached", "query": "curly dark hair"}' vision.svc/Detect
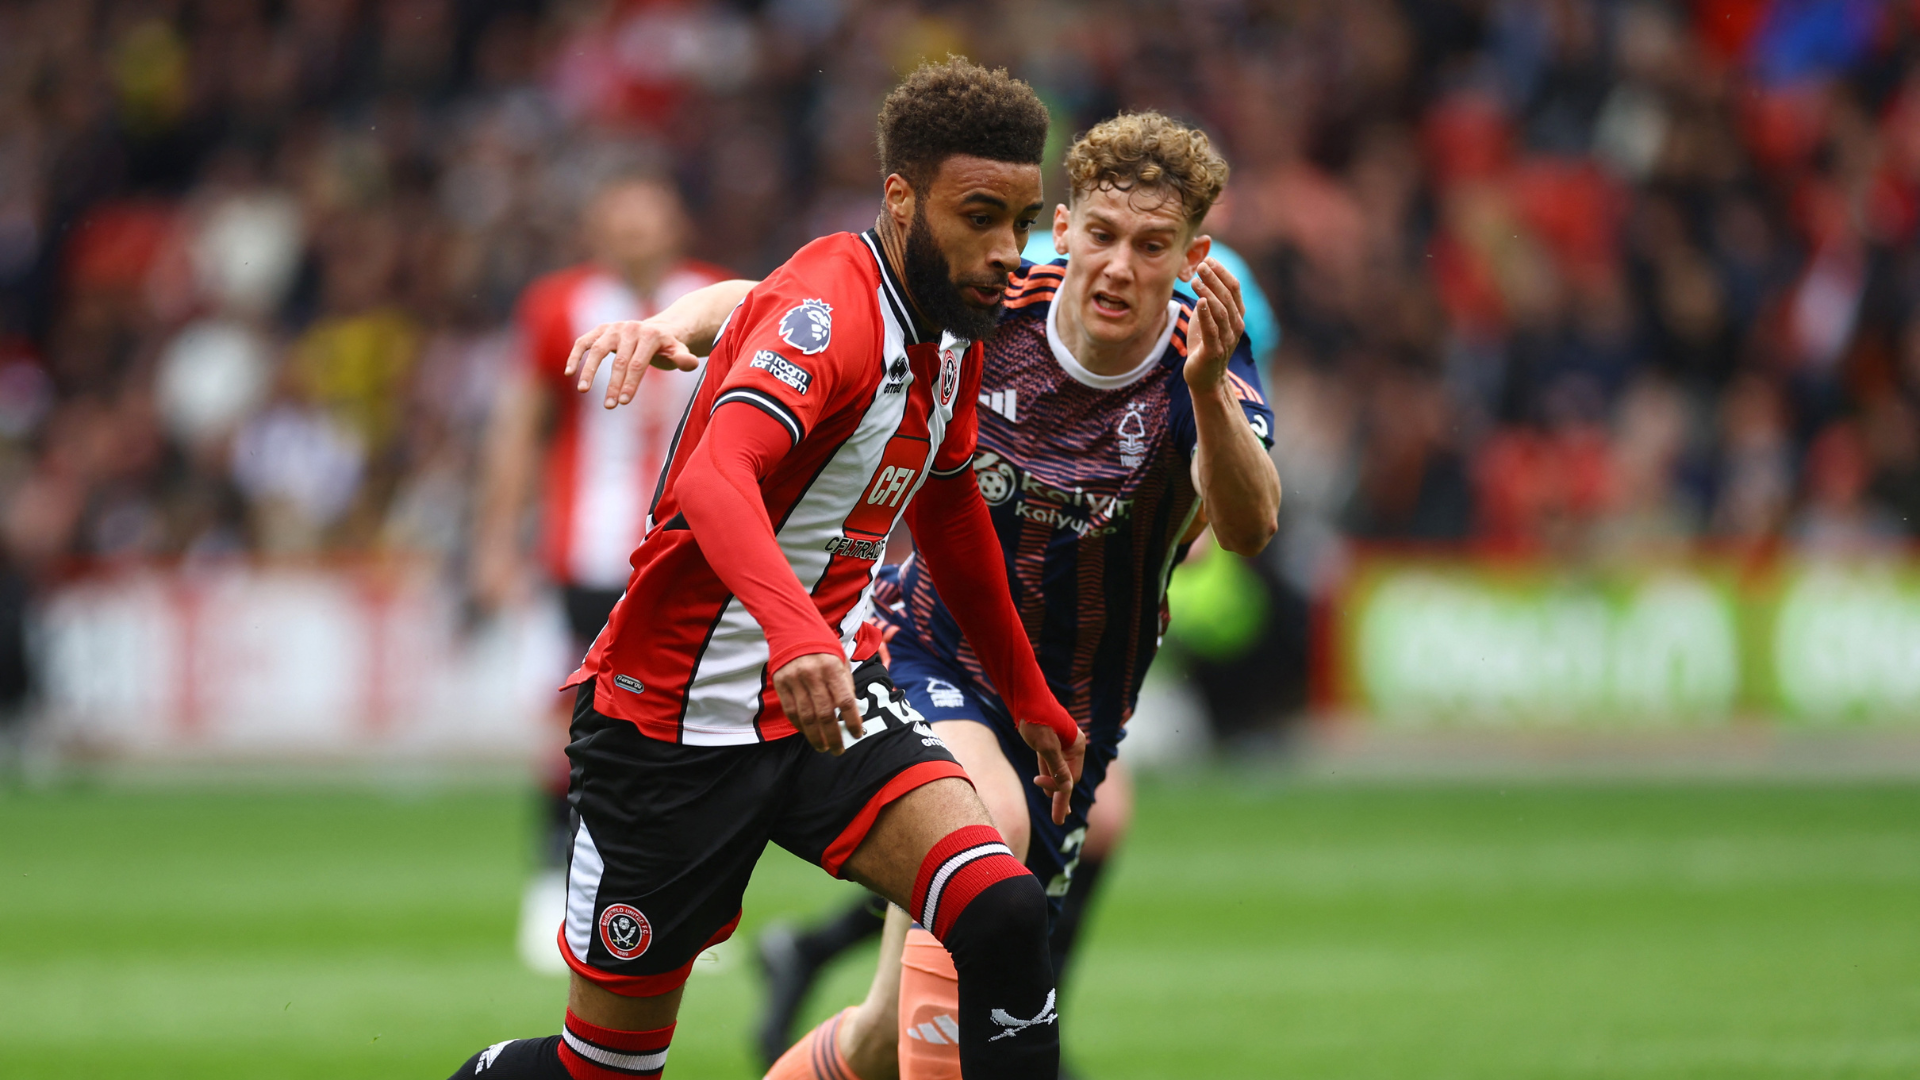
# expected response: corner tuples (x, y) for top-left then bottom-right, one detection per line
(877, 56), (1050, 191)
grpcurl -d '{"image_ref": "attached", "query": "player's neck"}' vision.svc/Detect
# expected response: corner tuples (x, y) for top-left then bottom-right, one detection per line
(873, 213), (938, 333)
(1054, 278), (1169, 378)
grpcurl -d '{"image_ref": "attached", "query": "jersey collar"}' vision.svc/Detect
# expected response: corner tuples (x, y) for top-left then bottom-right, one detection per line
(860, 230), (938, 346)
(1045, 292), (1180, 391)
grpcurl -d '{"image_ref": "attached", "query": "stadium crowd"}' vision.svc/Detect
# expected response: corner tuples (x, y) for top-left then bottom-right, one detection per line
(1, 0), (1917, 722)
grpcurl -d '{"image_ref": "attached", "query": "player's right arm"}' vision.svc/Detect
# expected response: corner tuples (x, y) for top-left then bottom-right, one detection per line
(674, 402), (864, 754)
(566, 278), (758, 408)
(666, 285), (873, 755)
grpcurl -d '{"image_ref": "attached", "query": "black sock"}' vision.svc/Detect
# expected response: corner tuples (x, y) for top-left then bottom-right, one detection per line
(795, 893), (887, 966)
(1047, 854), (1108, 991)
(447, 1035), (569, 1079)
(943, 874), (1059, 1079)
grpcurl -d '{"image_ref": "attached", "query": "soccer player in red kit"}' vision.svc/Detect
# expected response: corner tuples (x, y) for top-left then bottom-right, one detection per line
(445, 58), (1085, 1080)
(471, 172), (737, 973)
(581, 112), (1281, 1080)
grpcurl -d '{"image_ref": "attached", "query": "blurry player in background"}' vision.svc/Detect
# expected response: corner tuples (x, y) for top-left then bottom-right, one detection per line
(470, 171), (733, 973)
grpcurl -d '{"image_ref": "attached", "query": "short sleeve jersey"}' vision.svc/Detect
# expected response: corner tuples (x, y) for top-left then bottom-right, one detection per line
(515, 260), (732, 589)
(877, 259), (1274, 749)
(565, 231), (984, 745)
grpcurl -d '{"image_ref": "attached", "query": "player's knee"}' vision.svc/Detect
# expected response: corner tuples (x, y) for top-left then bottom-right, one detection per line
(949, 872), (1048, 969)
(911, 825), (1047, 966)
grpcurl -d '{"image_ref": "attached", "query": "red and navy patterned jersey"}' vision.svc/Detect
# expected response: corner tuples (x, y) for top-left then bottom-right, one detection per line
(876, 259), (1273, 746)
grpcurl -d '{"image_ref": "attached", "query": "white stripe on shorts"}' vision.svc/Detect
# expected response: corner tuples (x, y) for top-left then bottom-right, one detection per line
(565, 822), (606, 962)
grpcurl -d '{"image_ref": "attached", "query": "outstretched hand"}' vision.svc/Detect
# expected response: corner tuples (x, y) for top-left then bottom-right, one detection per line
(1019, 720), (1087, 825)
(565, 319), (701, 409)
(1182, 257), (1248, 393)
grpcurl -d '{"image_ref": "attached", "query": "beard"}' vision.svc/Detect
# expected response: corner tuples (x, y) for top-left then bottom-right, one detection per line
(902, 204), (1006, 342)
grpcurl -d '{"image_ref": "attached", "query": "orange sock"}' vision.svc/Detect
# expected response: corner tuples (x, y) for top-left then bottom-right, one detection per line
(764, 1007), (865, 1080)
(898, 927), (962, 1080)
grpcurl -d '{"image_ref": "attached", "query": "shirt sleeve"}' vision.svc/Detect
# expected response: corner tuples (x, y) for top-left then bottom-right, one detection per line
(707, 292), (852, 448)
(1168, 329), (1275, 454)
(676, 400), (846, 672)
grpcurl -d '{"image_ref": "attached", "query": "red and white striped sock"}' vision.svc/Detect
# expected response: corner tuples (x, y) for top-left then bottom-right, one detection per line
(910, 824), (1028, 939)
(908, 825), (1058, 1079)
(558, 1011), (674, 1079)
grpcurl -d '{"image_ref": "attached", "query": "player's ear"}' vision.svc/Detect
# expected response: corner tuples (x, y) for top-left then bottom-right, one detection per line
(1051, 203), (1070, 256)
(1178, 232), (1212, 282)
(883, 174), (916, 233)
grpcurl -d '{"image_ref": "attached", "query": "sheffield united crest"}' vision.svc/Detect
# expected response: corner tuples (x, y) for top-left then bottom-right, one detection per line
(938, 348), (961, 407)
(598, 904), (653, 960)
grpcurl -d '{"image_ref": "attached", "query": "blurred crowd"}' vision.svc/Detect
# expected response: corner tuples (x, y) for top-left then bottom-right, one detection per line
(0, 2), (1917, 660)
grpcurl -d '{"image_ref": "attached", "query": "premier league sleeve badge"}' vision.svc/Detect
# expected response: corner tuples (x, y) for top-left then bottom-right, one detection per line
(778, 298), (834, 355)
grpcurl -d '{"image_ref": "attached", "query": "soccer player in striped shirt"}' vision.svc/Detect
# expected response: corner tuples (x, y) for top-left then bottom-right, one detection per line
(470, 171), (733, 975)
(445, 58), (1084, 1080)
(584, 112), (1279, 1080)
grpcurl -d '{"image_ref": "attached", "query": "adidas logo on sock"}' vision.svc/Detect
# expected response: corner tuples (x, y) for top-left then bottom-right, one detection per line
(904, 1014), (962, 1045)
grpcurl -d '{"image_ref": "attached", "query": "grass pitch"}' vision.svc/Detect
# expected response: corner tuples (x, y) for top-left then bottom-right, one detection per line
(2, 771), (1917, 1079)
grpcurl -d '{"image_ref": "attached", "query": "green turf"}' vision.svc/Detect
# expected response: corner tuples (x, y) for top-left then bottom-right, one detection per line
(2, 774), (1917, 1079)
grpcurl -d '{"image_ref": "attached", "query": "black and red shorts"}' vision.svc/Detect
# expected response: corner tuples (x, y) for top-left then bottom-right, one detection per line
(557, 657), (967, 996)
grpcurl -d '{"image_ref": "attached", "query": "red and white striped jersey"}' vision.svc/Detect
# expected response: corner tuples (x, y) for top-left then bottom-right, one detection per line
(516, 259), (732, 589)
(565, 231), (985, 745)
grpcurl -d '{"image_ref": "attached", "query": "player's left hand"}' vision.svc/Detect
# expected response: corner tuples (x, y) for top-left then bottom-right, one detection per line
(566, 319), (701, 410)
(1019, 720), (1087, 826)
(1182, 257), (1247, 395)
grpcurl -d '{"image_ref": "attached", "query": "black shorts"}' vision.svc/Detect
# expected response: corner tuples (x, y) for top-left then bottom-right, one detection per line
(558, 657), (968, 996)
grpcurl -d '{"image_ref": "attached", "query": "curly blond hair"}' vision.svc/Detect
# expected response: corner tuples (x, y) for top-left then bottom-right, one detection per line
(1064, 111), (1229, 228)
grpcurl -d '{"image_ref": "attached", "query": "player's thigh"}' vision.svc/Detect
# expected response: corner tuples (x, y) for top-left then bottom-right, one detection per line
(1084, 756), (1133, 860)
(880, 638), (1029, 859)
(769, 658), (979, 908)
(931, 719), (1030, 861)
(839, 776), (995, 908)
